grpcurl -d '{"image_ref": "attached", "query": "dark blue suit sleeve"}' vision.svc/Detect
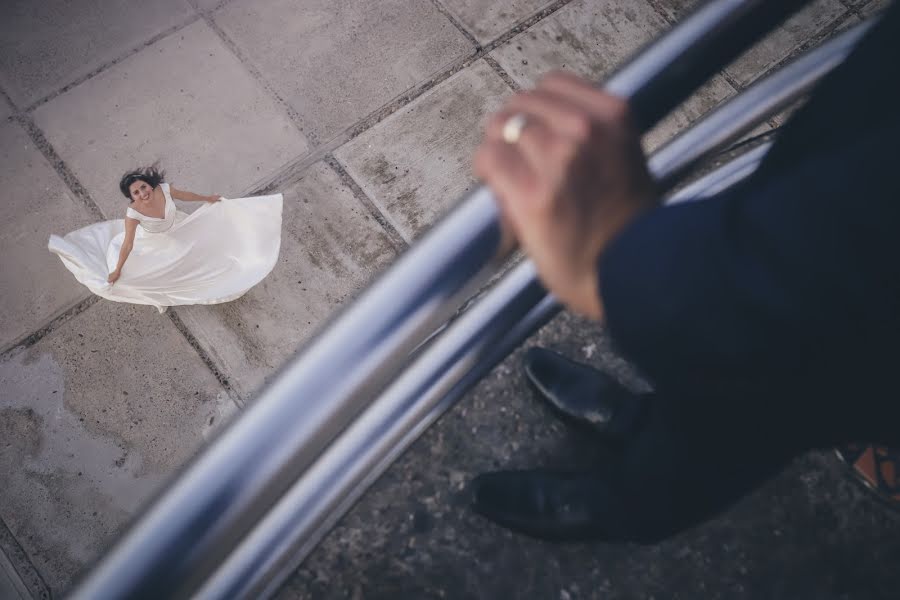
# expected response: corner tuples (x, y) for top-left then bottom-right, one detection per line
(599, 118), (900, 402)
(598, 2), (900, 410)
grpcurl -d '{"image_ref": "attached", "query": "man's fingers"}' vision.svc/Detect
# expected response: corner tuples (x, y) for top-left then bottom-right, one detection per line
(474, 139), (539, 244)
(484, 109), (567, 181)
(489, 92), (591, 141)
(537, 71), (631, 123)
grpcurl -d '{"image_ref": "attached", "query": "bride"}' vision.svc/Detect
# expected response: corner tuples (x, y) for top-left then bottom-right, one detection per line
(49, 166), (283, 313)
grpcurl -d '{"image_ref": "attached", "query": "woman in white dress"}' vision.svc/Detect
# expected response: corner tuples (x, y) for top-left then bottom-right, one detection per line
(49, 166), (283, 312)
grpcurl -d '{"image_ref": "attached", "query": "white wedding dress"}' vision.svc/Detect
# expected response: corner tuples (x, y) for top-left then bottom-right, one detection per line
(49, 183), (283, 312)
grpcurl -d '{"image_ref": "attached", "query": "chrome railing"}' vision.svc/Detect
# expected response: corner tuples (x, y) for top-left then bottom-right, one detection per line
(71, 1), (874, 598)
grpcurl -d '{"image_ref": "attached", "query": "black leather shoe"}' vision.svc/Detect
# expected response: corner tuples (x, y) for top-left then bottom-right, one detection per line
(470, 469), (623, 541)
(523, 347), (646, 441)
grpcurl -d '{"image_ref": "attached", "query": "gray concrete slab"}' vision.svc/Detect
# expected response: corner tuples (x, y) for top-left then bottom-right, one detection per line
(32, 20), (309, 220)
(0, 301), (235, 594)
(0, 99), (12, 121)
(438, 0), (556, 44)
(336, 60), (511, 241)
(489, 0), (738, 152)
(0, 516), (49, 600)
(724, 0), (848, 87)
(175, 162), (400, 399)
(490, 0), (668, 87)
(0, 121), (93, 351)
(650, 0), (701, 23)
(0, 0), (195, 108)
(862, 0), (893, 17)
(213, 0), (474, 144)
(194, 0), (227, 12)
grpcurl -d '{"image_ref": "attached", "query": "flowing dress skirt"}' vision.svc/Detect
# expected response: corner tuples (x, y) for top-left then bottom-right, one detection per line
(48, 194), (283, 312)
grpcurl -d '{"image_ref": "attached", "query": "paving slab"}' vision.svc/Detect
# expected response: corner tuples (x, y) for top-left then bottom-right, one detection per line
(437, 0), (556, 44)
(0, 100), (11, 121)
(0, 0), (194, 108)
(0, 301), (235, 594)
(489, 0), (738, 152)
(650, 0), (701, 23)
(862, 0), (893, 17)
(213, 0), (474, 143)
(175, 162), (400, 399)
(336, 60), (511, 241)
(724, 0), (848, 87)
(0, 121), (93, 351)
(0, 514), (49, 600)
(32, 20), (309, 220)
(194, 0), (226, 12)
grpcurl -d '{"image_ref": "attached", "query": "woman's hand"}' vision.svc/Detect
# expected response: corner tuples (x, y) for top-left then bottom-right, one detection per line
(108, 269), (121, 284)
(206, 194), (222, 203)
(474, 71), (658, 320)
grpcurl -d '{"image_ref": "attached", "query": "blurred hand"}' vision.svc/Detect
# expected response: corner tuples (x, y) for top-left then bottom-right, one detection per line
(206, 195), (222, 203)
(107, 269), (121, 284)
(474, 71), (658, 320)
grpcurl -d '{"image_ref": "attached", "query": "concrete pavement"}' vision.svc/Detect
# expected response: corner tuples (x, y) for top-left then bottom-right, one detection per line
(2, 0), (898, 598)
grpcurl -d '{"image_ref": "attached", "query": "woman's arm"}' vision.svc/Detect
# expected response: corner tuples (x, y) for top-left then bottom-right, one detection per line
(169, 184), (221, 203)
(108, 217), (139, 283)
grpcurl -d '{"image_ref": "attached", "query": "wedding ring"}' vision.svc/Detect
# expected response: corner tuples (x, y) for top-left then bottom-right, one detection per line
(501, 113), (527, 144)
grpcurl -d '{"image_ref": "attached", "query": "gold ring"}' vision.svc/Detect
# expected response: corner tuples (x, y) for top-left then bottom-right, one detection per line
(501, 113), (527, 144)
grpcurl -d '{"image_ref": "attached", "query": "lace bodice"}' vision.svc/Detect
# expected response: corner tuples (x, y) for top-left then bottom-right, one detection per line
(125, 183), (176, 233)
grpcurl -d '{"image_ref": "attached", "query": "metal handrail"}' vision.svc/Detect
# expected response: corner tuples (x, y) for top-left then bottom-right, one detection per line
(70, 1), (822, 598)
(195, 18), (872, 595)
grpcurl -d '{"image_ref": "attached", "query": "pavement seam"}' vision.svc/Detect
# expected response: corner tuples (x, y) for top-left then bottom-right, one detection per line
(646, 0), (853, 130)
(188, 0), (239, 16)
(0, 516), (50, 600)
(0, 296), (98, 360)
(166, 309), (238, 399)
(13, 114), (106, 221)
(482, 55), (521, 91)
(21, 14), (202, 114)
(205, 0), (579, 209)
(428, 0), (483, 50)
(196, 12), (315, 144)
(344, 0), (577, 139)
(323, 156), (410, 251)
(737, 8), (857, 91)
(645, 0), (678, 26)
(248, 0), (579, 195)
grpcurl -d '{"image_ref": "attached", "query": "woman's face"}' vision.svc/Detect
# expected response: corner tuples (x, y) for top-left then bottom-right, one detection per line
(129, 180), (152, 203)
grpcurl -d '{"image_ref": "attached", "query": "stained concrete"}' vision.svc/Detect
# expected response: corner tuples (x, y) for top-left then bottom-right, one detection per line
(336, 60), (511, 241)
(438, 0), (556, 44)
(489, 0), (741, 152)
(175, 162), (401, 400)
(862, 0), (894, 17)
(194, 0), (227, 12)
(0, 301), (235, 593)
(0, 121), (93, 351)
(214, 0), (474, 144)
(0, 0), (194, 108)
(32, 20), (309, 219)
(723, 0), (848, 87)
(0, 100), (12, 121)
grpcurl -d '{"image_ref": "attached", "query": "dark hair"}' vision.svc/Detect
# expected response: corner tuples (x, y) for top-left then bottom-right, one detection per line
(119, 165), (165, 200)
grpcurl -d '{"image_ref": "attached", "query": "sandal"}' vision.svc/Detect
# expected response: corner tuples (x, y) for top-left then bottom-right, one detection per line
(835, 443), (900, 511)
